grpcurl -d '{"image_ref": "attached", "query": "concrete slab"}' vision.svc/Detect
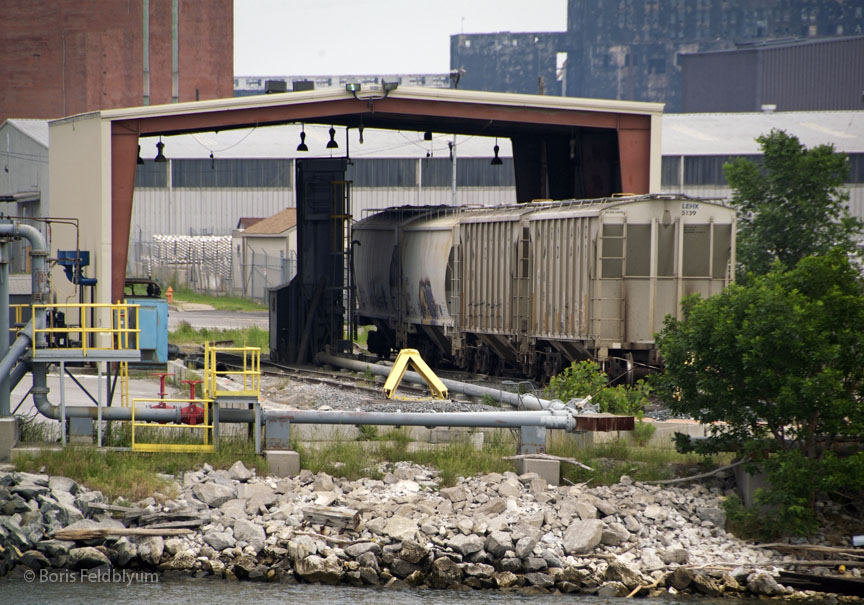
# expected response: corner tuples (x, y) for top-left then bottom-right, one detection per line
(514, 457), (560, 486)
(265, 450), (300, 477)
(0, 417), (19, 462)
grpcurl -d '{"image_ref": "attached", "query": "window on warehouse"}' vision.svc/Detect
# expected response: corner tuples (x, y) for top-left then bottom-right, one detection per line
(848, 153), (864, 183)
(347, 158), (417, 187)
(420, 158), (453, 187)
(457, 158), (516, 187)
(172, 159), (293, 188)
(661, 156), (681, 188)
(683, 155), (761, 185)
(134, 160), (168, 187)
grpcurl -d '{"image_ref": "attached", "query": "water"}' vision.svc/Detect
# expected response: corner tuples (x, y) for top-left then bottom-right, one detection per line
(0, 573), (761, 605)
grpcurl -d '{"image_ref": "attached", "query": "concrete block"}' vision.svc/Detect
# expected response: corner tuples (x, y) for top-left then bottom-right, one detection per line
(265, 450), (300, 477)
(0, 417), (19, 462)
(430, 428), (484, 449)
(68, 417), (93, 444)
(733, 463), (770, 507)
(514, 457), (560, 486)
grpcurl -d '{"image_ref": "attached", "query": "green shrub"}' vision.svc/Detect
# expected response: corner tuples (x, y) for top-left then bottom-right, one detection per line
(632, 419), (657, 447)
(544, 360), (650, 416)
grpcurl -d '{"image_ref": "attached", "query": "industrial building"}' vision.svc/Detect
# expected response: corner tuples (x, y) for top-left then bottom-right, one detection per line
(451, 0), (864, 111)
(234, 74), (451, 96)
(0, 0), (233, 124)
(680, 36), (864, 113)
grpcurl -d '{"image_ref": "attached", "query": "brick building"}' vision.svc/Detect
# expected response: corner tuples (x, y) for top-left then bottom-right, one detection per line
(0, 0), (233, 123)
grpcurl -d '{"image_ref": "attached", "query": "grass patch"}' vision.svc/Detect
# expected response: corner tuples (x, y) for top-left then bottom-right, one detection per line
(18, 418), (60, 444)
(171, 286), (266, 312)
(169, 321), (269, 349)
(294, 429), (518, 486)
(548, 434), (732, 485)
(14, 430), (264, 502)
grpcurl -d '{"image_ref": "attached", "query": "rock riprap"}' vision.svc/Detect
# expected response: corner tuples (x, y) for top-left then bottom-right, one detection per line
(0, 463), (856, 599)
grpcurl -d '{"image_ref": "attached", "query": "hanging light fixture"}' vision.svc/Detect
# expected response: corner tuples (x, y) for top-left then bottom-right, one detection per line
(137, 145), (144, 165)
(491, 138), (503, 166)
(326, 126), (339, 149)
(154, 137), (167, 163)
(358, 125), (365, 144)
(297, 125), (309, 152)
(424, 131), (432, 141)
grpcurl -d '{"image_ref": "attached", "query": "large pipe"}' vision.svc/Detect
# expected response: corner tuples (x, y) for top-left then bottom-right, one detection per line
(0, 222), (49, 306)
(28, 360), (257, 423)
(265, 408), (576, 431)
(29, 362), (258, 424)
(9, 360), (30, 391)
(0, 221), (50, 416)
(316, 352), (565, 411)
(1, 241), (9, 410)
(0, 330), (32, 388)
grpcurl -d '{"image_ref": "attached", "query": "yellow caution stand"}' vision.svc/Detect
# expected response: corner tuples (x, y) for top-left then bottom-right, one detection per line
(383, 349), (448, 400)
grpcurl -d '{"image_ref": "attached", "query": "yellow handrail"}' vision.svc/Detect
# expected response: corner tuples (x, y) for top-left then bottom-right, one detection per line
(203, 343), (261, 399)
(9, 304), (27, 333)
(130, 398), (214, 453)
(27, 302), (140, 356)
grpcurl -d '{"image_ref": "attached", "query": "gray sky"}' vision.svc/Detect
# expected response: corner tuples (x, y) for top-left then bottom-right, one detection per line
(234, 0), (567, 76)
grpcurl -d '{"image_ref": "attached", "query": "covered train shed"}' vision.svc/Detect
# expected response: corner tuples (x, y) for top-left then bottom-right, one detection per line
(48, 87), (662, 361)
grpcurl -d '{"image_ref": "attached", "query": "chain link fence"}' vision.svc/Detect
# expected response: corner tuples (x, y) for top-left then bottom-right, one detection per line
(239, 248), (296, 301)
(128, 234), (295, 301)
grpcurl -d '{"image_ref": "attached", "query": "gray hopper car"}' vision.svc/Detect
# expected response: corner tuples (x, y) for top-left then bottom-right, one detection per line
(352, 194), (736, 382)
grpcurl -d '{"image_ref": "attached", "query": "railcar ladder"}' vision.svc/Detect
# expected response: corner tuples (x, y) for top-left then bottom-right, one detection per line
(514, 225), (531, 334)
(592, 216), (627, 343)
(449, 237), (461, 339)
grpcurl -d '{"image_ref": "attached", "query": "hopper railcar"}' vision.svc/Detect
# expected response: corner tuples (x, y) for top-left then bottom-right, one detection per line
(352, 194), (736, 382)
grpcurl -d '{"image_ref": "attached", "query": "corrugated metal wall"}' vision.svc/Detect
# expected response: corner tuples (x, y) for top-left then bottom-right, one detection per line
(681, 51), (759, 113)
(681, 37), (864, 112)
(0, 123), (49, 272)
(759, 37), (864, 111)
(130, 185), (516, 250)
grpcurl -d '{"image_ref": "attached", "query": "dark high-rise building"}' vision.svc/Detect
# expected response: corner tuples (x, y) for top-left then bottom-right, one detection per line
(451, 0), (864, 111)
(450, 32), (566, 96)
(0, 0), (233, 123)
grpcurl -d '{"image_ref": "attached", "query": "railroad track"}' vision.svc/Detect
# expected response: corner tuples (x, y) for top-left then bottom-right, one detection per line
(213, 353), (434, 399)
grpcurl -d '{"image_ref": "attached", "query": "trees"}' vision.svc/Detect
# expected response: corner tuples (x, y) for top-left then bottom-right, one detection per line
(723, 129), (862, 277)
(653, 251), (864, 534)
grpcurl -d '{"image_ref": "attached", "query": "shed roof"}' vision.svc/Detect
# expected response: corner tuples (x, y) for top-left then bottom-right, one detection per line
(2, 119), (49, 148)
(662, 111), (864, 155)
(236, 217), (264, 230)
(239, 208), (297, 235)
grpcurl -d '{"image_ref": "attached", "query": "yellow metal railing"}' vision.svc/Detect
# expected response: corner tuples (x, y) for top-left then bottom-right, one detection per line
(27, 302), (140, 355)
(119, 361), (130, 408)
(203, 343), (261, 399)
(130, 398), (214, 453)
(9, 304), (27, 333)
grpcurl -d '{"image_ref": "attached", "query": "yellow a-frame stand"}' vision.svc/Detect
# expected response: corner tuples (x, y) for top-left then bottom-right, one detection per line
(383, 349), (449, 400)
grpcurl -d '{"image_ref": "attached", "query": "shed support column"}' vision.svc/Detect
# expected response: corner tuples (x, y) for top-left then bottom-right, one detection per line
(617, 119), (651, 195)
(111, 125), (140, 303)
